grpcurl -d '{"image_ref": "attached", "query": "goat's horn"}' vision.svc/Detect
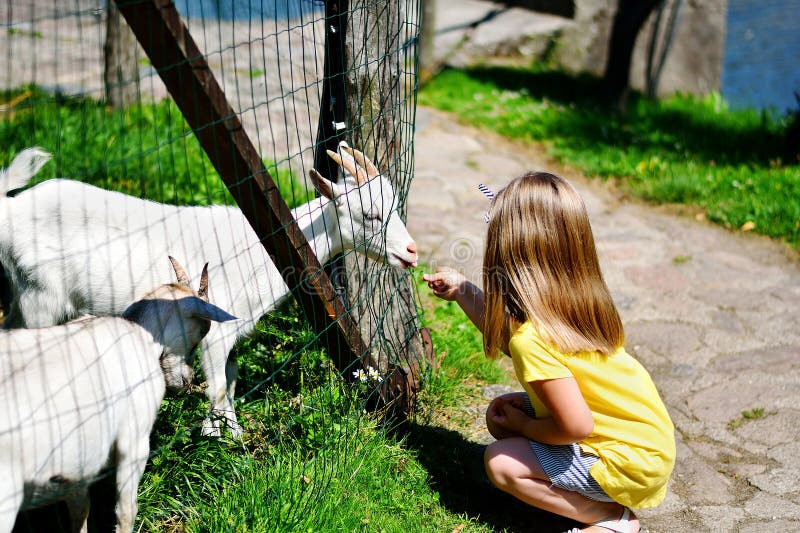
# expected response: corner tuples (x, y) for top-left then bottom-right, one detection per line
(340, 145), (379, 178)
(198, 263), (209, 302)
(326, 149), (369, 184)
(168, 256), (191, 287)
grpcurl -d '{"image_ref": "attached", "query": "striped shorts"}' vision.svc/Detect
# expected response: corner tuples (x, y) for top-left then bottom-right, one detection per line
(524, 397), (614, 502)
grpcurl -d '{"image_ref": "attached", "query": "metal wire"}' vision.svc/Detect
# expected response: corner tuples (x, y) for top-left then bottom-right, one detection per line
(0, 0), (423, 529)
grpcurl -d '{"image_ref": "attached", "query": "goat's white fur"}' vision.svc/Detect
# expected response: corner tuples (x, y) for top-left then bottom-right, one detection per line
(0, 258), (236, 532)
(0, 144), (417, 436)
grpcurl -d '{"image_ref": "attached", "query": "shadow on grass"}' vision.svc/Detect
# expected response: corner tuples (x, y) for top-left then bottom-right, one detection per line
(404, 423), (581, 533)
(12, 474), (117, 533)
(458, 65), (789, 166)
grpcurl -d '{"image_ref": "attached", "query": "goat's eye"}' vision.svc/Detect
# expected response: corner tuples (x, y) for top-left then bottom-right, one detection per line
(364, 212), (382, 222)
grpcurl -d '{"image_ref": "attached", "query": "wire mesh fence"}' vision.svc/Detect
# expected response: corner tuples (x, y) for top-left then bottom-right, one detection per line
(0, 0), (425, 530)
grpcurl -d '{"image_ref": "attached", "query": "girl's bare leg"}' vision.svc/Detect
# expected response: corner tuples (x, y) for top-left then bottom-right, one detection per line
(484, 437), (640, 532)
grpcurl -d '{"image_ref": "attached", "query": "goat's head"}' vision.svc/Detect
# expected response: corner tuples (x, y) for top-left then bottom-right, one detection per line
(309, 142), (418, 269)
(122, 257), (237, 390)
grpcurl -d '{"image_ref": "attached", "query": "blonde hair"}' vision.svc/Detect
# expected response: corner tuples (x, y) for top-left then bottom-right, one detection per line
(482, 172), (623, 358)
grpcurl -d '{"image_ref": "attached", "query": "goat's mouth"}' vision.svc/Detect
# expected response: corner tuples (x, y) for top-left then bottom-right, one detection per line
(391, 253), (418, 270)
(160, 351), (196, 391)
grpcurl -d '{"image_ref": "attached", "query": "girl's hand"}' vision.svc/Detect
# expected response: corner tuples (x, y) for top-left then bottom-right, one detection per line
(422, 266), (467, 301)
(423, 267), (485, 334)
(489, 398), (533, 434)
(489, 393), (527, 417)
(487, 381), (594, 445)
(486, 392), (531, 439)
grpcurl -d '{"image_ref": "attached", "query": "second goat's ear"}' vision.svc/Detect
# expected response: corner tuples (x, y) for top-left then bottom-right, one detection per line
(181, 296), (238, 323)
(309, 168), (342, 200)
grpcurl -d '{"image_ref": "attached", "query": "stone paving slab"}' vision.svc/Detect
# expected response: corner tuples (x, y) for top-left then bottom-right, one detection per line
(408, 106), (800, 532)
(430, 0), (571, 68)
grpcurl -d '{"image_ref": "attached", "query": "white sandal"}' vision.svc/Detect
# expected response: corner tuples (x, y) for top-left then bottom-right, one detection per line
(565, 507), (634, 533)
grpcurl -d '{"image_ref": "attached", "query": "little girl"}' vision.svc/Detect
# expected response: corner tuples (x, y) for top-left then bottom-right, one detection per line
(423, 172), (675, 533)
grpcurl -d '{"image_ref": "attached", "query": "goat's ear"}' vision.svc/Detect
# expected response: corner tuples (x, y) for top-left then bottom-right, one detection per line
(18, 147), (51, 172)
(309, 168), (342, 199)
(181, 296), (238, 323)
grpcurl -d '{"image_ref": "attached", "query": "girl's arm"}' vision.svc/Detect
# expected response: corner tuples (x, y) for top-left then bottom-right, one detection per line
(489, 378), (594, 445)
(422, 267), (484, 331)
(423, 266), (512, 354)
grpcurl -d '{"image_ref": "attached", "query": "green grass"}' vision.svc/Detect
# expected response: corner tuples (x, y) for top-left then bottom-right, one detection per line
(727, 406), (770, 430)
(132, 271), (505, 532)
(418, 65), (800, 249)
(246, 68), (266, 79)
(7, 27), (43, 38)
(133, 303), (488, 532)
(1, 87), (502, 531)
(0, 86), (312, 208)
(412, 269), (510, 424)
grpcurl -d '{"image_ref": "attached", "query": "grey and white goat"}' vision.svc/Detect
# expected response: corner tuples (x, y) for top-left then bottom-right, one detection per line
(0, 257), (236, 533)
(0, 143), (418, 436)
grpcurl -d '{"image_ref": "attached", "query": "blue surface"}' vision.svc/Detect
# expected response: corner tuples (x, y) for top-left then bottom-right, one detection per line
(174, 0), (322, 21)
(722, 0), (800, 116)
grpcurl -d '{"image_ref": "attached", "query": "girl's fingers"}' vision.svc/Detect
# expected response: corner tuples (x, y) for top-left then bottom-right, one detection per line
(423, 273), (445, 284)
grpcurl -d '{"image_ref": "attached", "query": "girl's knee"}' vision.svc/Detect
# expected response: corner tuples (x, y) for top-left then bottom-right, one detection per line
(484, 441), (510, 488)
(484, 438), (531, 489)
(485, 436), (548, 485)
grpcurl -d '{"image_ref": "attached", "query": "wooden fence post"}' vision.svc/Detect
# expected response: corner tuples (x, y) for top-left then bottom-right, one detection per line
(113, 0), (374, 373)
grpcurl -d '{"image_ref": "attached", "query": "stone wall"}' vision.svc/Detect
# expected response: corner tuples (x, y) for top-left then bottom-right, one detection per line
(551, 0), (728, 98)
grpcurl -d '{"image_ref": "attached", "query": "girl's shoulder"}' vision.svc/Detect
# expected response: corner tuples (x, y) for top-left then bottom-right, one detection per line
(509, 321), (560, 358)
(509, 320), (539, 345)
(510, 320), (629, 361)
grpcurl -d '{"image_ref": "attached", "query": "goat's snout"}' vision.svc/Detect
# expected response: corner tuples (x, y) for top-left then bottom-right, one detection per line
(167, 365), (195, 392)
(387, 239), (419, 270)
(405, 241), (419, 269)
(181, 364), (196, 389)
(161, 354), (195, 391)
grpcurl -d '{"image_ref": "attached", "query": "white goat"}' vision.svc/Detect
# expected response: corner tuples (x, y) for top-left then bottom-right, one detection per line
(0, 143), (418, 436)
(0, 257), (237, 533)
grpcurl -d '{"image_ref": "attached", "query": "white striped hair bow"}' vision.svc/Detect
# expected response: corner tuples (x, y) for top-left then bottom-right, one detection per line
(478, 183), (494, 223)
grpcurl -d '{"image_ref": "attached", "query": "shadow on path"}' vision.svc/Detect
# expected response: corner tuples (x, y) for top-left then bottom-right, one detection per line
(405, 423), (581, 533)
